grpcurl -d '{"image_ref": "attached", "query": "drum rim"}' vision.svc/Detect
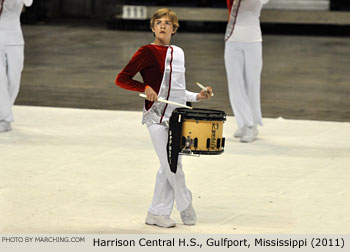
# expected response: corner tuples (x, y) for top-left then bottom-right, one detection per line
(189, 150), (224, 155)
(175, 107), (225, 113)
(174, 108), (226, 121)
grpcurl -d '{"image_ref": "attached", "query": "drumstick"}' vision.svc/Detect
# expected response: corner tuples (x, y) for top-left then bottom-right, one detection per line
(196, 82), (214, 96)
(139, 93), (193, 109)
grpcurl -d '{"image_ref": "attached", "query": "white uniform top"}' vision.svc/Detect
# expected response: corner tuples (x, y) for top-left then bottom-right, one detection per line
(227, 0), (269, 43)
(0, 0), (33, 45)
(143, 45), (197, 125)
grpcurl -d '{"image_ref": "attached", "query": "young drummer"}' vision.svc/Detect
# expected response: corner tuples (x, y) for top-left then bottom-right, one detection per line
(115, 8), (213, 228)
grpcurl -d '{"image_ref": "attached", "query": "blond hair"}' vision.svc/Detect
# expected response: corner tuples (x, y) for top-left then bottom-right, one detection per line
(150, 8), (179, 33)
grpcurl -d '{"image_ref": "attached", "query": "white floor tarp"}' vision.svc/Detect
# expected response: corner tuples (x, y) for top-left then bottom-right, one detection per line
(1, 106), (349, 234)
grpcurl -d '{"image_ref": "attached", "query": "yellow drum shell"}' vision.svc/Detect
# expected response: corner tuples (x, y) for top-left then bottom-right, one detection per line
(182, 119), (224, 152)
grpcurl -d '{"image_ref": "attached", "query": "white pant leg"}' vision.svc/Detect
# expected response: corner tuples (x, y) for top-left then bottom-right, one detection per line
(7, 45), (24, 104)
(243, 43), (263, 126)
(147, 123), (191, 216)
(0, 45), (12, 122)
(0, 45), (24, 122)
(224, 42), (254, 129)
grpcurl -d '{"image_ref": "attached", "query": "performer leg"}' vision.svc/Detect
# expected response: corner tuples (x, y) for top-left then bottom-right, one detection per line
(243, 42), (263, 126)
(7, 45), (24, 105)
(147, 123), (192, 216)
(0, 45), (13, 123)
(224, 41), (254, 129)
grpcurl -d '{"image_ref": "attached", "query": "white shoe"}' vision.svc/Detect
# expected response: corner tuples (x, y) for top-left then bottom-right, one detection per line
(240, 126), (258, 143)
(234, 128), (243, 138)
(180, 192), (196, 225)
(6, 122), (12, 131)
(0, 121), (11, 133)
(145, 212), (176, 228)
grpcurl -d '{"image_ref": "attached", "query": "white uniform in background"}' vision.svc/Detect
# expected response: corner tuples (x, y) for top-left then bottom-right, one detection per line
(0, 0), (33, 132)
(224, 0), (269, 142)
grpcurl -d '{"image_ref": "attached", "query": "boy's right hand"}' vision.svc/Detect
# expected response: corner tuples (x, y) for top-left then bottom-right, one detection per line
(145, 85), (158, 102)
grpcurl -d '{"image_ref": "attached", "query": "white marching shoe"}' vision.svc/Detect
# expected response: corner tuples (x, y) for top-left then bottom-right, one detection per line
(240, 125), (258, 143)
(234, 128), (243, 138)
(145, 212), (176, 228)
(180, 192), (197, 225)
(0, 121), (11, 133)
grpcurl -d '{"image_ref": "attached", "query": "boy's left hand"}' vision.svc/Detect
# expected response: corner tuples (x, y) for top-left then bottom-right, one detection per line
(197, 87), (213, 100)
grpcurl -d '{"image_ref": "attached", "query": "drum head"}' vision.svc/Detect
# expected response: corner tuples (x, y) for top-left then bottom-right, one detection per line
(174, 108), (226, 121)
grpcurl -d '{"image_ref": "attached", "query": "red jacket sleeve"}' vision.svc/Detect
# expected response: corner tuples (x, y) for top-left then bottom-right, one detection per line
(115, 47), (148, 92)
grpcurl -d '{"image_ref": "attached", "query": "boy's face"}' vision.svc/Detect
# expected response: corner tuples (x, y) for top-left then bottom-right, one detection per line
(152, 16), (174, 43)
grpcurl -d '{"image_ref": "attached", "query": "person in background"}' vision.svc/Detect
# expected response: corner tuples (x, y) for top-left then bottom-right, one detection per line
(0, 0), (33, 133)
(224, 0), (269, 142)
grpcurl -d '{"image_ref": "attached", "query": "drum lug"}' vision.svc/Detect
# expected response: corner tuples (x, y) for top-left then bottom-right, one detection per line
(194, 138), (198, 148)
(217, 138), (221, 149)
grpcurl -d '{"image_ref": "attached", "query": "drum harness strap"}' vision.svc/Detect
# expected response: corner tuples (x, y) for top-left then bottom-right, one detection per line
(167, 111), (182, 174)
(159, 46), (173, 124)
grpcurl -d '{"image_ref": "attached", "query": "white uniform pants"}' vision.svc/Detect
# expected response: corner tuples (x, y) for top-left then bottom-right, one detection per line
(147, 123), (191, 216)
(224, 41), (263, 129)
(0, 44), (24, 122)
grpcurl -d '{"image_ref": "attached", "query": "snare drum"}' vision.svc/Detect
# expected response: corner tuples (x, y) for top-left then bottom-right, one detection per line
(167, 108), (226, 173)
